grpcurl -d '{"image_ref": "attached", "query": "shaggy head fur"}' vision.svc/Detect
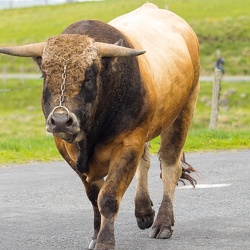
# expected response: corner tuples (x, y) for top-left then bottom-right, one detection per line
(41, 34), (102, 106)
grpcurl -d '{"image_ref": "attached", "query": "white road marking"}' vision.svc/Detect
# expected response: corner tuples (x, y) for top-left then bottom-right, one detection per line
(177, 183), (231, 189)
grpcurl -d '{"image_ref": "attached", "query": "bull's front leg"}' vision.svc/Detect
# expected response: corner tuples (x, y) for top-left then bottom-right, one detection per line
(53, 138), (105, 249)
(83, 178), (104, 250)
(94, 144), (143, 250)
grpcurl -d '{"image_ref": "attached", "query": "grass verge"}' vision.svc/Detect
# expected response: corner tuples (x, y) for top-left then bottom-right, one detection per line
(0, 79), (249, 165)
(0, 136), (61, 165)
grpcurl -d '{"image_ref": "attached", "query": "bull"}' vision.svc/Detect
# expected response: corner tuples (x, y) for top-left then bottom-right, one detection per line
(0, 3), (200, 250)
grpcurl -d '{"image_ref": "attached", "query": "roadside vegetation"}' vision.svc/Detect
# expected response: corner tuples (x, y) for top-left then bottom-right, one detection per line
(0, 79), (249, 164)
(0, 0), (249, 75)
(0, 0), (249, 164)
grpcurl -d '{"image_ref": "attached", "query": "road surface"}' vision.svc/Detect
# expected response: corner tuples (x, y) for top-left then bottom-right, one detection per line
(0, 150), (250, 249)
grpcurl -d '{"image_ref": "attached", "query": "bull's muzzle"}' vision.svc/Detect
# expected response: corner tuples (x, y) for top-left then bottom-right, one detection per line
(46, 106), (81, 143)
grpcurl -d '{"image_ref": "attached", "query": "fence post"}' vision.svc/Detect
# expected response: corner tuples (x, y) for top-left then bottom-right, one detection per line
(209, 68), (222, 130)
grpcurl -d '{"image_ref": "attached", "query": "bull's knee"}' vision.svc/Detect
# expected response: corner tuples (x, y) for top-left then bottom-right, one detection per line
(99, 195), (119, 219)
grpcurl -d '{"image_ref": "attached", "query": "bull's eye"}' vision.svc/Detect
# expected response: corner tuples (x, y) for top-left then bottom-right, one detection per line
(85, 74), (92, 84)
(41, 71), (46, 79)
(79, 65), (97, 103)
(84, 69), (94, 88)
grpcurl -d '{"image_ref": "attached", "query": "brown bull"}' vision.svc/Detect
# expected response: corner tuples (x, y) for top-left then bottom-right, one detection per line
(0, 3), (200, 250)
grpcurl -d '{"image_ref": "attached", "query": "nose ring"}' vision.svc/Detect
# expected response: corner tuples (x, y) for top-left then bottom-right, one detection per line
(51, 106), (70, 120)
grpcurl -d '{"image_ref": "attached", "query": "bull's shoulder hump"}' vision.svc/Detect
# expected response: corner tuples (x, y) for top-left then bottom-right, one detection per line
(109, 4), (198, 72)
(109, 3), (193, 35)
(62, 19), (127, 44)
(109, 4), (199, 94)
(109, 3), (198, 53)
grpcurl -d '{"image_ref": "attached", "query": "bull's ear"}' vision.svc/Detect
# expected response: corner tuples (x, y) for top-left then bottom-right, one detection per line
(0, 42), (45, 57)
(95, 42), (145, 58)
(114, 39), (124, 47)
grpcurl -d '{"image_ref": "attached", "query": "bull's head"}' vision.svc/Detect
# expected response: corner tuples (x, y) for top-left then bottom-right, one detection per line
(0, 34), (145, 143)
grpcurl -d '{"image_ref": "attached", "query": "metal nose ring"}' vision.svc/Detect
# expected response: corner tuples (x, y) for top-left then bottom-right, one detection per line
(51, 106), (70, 120)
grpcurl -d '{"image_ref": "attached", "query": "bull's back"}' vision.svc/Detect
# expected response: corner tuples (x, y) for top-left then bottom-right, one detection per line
(109, 3), (200, 139)
(109, 3), (199, 87)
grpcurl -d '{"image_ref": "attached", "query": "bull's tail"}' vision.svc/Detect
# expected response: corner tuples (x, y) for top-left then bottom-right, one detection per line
(180, 152), (197, 187)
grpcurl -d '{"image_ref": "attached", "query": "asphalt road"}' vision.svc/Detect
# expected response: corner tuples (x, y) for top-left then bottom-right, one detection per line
(1, 150), (250, 250)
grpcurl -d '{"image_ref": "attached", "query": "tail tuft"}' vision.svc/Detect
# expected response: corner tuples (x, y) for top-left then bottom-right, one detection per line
(180, 152), (197, 187)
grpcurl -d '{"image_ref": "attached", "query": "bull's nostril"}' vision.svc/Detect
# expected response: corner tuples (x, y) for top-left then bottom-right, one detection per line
(48, 108), (79, 133)
(51, 117), (55, 126)
(66, 117), (73, 127)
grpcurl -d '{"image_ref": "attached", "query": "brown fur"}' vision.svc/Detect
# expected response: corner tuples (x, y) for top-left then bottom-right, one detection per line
(42, 34), (101, 104)
(44, 4), (201, 248)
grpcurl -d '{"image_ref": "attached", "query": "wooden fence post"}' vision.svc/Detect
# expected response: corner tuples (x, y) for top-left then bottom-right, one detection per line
(209, 68), (222, 130)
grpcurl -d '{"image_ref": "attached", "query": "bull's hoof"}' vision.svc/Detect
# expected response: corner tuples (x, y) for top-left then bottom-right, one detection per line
(88, 239), (96, 249)
(149, 226), (173, 239)
(93, 243), (115, 250)
(135, 210), (155, 229)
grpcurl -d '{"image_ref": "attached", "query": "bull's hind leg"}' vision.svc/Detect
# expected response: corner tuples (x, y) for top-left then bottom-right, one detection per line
(149, 84), (199, 239)
(134, 142), (155, 229)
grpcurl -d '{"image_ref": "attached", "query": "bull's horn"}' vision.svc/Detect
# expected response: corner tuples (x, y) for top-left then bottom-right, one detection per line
(96, 42), (146, 57)
(0, 42), (45, 57)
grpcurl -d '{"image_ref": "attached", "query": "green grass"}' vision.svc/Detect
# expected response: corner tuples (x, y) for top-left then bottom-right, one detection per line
(185, 129), (250, 151)
(150, 80), (250, 154)
(0, 0), (250, 164)
(194, 81), (250, 130)
(0, 0), (250, 74)
(150, 130), (250, 154)
(0, 137), (61, 165)
(0, 78), (62, 164)
(0, 78), (249, 164)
